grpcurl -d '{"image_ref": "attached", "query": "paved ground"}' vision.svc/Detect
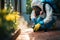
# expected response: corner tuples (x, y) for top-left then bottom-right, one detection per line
(16, 16), (60, 40)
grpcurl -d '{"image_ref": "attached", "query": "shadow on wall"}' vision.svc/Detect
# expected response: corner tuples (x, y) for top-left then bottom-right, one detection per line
(21, 13), (30, 24)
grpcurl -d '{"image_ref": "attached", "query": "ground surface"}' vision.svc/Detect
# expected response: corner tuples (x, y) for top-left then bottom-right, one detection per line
(16, 16), (60, 40)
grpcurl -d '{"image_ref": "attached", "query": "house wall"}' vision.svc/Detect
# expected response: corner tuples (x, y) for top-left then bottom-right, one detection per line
(21, 0), (26, 13)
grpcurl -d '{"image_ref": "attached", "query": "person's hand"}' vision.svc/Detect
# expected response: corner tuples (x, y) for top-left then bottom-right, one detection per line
(34, 23), (41, 32)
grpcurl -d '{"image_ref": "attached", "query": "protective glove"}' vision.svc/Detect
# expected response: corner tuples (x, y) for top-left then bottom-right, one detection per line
(34, 23), (41, 32)
(39, 21), (44, 25)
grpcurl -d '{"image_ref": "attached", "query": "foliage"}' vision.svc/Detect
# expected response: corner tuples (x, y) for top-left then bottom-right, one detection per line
(0, 8), (20, 38)
(26, 0), (32, 14)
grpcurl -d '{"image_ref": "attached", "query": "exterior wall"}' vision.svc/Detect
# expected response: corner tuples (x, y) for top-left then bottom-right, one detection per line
(21, 0), (26, 13)
(17, 0), (21, 12)
(1, 0), (26, 13)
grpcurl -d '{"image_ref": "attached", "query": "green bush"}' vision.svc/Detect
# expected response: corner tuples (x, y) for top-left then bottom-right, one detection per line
(0, 8), (20, 39)
(26, 0), (32, 14)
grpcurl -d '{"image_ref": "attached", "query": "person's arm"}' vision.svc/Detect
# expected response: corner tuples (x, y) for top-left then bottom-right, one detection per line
(43, 4), (53, 24)
(38, 4), (53, 25)
(31, 10), (36, 23)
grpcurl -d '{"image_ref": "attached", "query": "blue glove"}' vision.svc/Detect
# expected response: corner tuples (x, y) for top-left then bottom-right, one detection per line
(39, 21), (44, 25)
(36, 16), (44, 24)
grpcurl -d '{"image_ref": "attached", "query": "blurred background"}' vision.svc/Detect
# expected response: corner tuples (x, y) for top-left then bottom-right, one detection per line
(0, 0), (60, 40)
